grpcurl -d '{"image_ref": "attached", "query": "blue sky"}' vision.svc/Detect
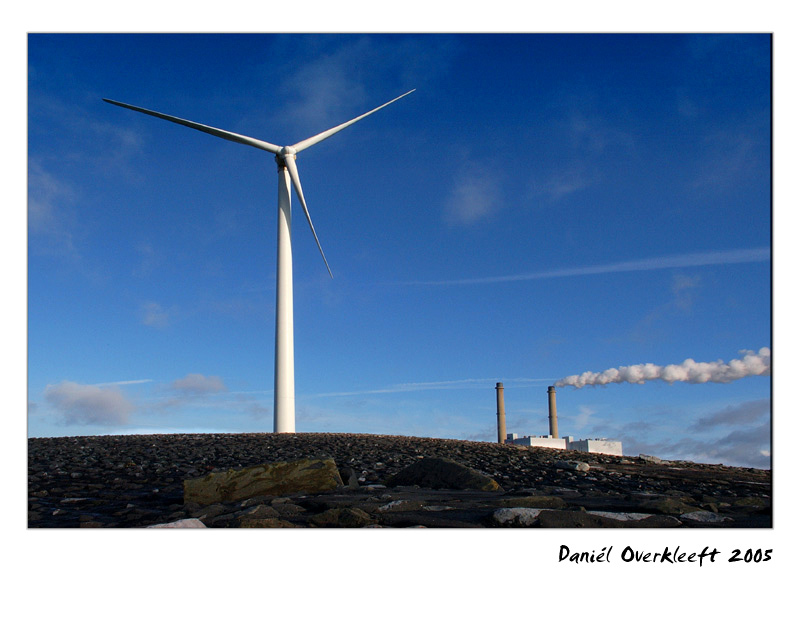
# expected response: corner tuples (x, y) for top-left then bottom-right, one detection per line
(27, 33), (772, 467)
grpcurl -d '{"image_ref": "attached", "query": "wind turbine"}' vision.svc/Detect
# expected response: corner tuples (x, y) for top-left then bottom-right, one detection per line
(104, 89), (415, 433)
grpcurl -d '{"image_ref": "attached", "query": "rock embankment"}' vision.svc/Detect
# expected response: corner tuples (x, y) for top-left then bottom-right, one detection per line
(28, 432), (771, 528)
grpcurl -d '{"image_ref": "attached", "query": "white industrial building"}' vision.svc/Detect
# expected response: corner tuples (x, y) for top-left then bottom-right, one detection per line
(505, 433), (623, 456)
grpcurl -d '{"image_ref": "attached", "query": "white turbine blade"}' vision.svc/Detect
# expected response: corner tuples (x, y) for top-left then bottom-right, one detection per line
(291, 89), (416, 153)
(283, 154), (333, 278)
(103, 98), (283, 154)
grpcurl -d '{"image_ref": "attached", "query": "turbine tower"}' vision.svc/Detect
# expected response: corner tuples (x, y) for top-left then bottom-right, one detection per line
(104, 89), (415, 433)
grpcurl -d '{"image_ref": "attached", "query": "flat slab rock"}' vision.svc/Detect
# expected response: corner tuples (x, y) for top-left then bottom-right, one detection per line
(184, 456), (343, 505)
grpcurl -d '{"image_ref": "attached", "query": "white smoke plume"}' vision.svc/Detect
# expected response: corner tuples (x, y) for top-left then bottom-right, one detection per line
(555, 348), (770, 389)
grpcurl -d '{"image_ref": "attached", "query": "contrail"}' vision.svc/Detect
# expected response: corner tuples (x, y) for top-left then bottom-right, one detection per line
(313, 377), (551, 398)
(556, 348), (770, 389)
(400, 247), (769, 286)
(93, 379), (154, 387)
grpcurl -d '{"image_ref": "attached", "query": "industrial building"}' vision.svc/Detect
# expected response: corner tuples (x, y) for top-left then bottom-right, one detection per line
(496, 383), (623, 456)
(505, 432), (623, 456)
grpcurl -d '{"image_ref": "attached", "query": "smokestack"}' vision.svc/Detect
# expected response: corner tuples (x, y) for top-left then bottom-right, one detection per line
(496, 382), (506, 444)
(547, 385), (559, 438)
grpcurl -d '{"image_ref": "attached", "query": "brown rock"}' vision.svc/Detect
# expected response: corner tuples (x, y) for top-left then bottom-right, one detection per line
(309, 507), (372, 528)
(184, 457), (343, 505)
(644, 497), (702, 516)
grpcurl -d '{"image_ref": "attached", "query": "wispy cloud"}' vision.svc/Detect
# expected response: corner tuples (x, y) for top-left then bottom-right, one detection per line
(692, 127), (766, 190)
(132, 243), (163, 277)
(566, 109), (636, 155)
(627, 272), (702, 342)
(28, 159), (79, 257)
(536, 166), (600, 203)
(694, 398), (771, 430)
(275, 35), (454, 135)
(670, 273), (701, 311)
(401, 247), (769, 286)
(444, 167), (501, 226)
(140, 301), (175, 329)
(654, 423), (771, 469)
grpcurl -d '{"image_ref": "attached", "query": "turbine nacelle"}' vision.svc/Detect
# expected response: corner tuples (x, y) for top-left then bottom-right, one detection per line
(276, 146), (298, 166)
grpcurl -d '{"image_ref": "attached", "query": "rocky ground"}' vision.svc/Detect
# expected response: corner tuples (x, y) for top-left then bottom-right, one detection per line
(28, 432), (771, 528)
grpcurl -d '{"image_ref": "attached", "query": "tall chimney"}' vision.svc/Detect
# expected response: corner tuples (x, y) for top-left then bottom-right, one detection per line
(496, 382), (506, 443)
(547, 385), (559, 438)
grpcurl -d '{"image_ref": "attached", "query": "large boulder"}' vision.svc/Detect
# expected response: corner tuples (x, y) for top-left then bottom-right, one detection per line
(184, 456), (343, 505)
(386, 457), (500, 491)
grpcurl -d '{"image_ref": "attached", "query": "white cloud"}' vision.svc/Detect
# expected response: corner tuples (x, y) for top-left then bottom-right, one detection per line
(170, 373), (227, 395)
(44, 381), (134, 425)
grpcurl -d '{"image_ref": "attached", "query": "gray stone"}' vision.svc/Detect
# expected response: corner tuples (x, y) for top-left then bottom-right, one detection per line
(586, 511), (653, 522)
(148, 518), (206, 528)
(680, 511), (734, 524)
(378, 500), (425, 512)
(639, 454), (668, 465)
(554, 460), (591, 472)
(386, 457), (501, 491)
(493, 507), (544, 526)
(184, 456), (343, 505)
